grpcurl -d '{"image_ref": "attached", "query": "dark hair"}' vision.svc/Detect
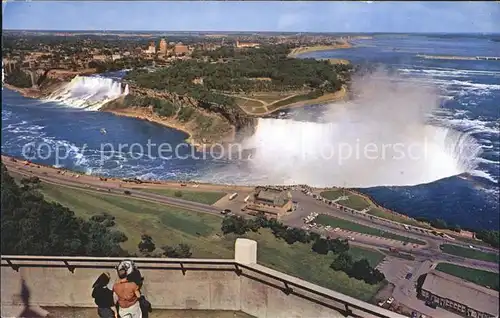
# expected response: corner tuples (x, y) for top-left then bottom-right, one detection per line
(117, 269), (128, 279)
(92, 272), (110, 289)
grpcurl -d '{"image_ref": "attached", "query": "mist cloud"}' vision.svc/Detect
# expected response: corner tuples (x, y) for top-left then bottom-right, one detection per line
(205, 70), (482, 188)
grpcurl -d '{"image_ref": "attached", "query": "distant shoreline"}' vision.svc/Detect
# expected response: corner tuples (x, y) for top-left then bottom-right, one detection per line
(288, 41), (353, 58)
(105, 107), (205, 150)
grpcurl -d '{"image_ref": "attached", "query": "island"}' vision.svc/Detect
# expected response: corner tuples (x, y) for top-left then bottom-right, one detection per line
(3, 32), (354, 148)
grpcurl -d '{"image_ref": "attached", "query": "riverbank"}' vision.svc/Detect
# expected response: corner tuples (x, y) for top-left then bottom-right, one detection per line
(106, 106), (204, 149)
(4, 83), (237, 151)
(3, 83), (43, 99)
(1, 154), (254, 193)
(288, 41), (353, 58)
(266, 85), (348, 114)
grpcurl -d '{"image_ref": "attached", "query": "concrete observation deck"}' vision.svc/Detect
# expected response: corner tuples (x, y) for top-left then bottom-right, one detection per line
(1, 239), (404, 318)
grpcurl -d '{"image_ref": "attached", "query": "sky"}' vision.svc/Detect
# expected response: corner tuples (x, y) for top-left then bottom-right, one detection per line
(3, 1), (500, 33)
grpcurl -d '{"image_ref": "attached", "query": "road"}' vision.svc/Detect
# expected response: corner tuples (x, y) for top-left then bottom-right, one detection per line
(5, 158), (498, 274)
(6, 157), (499, 317)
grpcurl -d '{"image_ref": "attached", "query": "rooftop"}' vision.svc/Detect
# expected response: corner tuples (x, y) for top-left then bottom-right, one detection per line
(422, 269), (499, 316)
(254, 187), (291, 207)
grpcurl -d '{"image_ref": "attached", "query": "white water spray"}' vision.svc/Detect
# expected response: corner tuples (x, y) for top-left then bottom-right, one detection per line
(207, 70), (483, 187)
(46, 75), (129, 111)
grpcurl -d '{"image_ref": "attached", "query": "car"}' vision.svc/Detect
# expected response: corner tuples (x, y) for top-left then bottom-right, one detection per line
(221, 209), (231, 215)
(405, 273), (413, 280)
(411, 312), (418, 318)
(377, 300), (385, 307)
(425, 300), (437, 309)
(347, 236), (355, 241)
(387, 297), (394, 305)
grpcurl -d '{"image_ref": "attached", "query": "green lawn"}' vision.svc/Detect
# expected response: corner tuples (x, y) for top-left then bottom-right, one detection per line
(40, 183), (385, 302)
(435, 263), (499, 291)
(314, 214), (426, 245)
(440, 244), (499, 263)
(367, 207), (430, 228)
(320, 190), (370, 211)
(133, 187), (227, 205)
(321, 189), (431, 228)
(320, 189), (345, 201)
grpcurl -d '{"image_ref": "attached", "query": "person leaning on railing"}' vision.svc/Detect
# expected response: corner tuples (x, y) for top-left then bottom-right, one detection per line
(113, 266), (142, 318)
(91, 272), (117, 318)
(114, 260), (152, 317)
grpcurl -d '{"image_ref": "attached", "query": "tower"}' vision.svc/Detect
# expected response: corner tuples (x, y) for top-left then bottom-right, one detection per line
(148, 41), (156, 54)
(159, 38), (167, 54)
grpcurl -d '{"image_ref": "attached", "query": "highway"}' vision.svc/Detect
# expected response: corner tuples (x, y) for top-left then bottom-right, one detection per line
(3, 157), (498, 274)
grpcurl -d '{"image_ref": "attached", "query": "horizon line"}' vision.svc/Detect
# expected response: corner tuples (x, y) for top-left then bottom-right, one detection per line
(3, 29), (500, 35)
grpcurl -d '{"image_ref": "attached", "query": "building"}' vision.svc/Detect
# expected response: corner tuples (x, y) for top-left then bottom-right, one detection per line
(244, 187), (293, 218)
(159, 38), (168, 54)
(91, 54), (109, 62)
(174, 42), (189, 55)
(420, 269), (499, 318)
(235, 40), (260, 48)
(145, 41), (156, 54)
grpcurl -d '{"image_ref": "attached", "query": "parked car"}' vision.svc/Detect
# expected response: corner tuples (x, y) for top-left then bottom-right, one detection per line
(405, 273), (413, 280)
(425, 300), (437, 309)
(221, 209), (231, 215)
(387, 297), (394, 305)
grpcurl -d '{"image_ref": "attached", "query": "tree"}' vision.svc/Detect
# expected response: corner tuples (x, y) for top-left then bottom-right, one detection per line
(312, 238), (330, 255)
(476, 230), (499, 248)
(221, 215), (249, 235)
(330, 252), (353, 272)
(328, 238), (349, 254)
(0, 163), (125, 257)
(20, 176), (41, 190)
(349, 259), (371, 279)
(162, 243), (192, 258)
(138, 234), (156, 253)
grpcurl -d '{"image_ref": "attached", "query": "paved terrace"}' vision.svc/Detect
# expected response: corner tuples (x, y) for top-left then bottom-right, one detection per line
(1, 239), (404, 318)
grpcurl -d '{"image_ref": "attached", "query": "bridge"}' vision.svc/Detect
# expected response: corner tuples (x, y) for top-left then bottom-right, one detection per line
(3, 58), (46, 89)
(1, 239), (404, 318)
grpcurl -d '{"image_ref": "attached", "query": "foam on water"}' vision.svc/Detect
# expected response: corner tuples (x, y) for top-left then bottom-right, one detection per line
(45, 75), (129, 111)
(232, 118), (482, 188)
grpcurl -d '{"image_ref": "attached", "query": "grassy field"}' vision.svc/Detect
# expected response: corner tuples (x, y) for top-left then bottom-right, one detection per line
(451, 235), (492, 248)
(249, 92), (294, 104)
(440, 244), (499, 263)
(366, 207), (429, 228)
(39, 183), (385, 301)
(320, 190), (370, 210)
(435, 263), (499, 291)
(132, 187), (226, 205)
(268, 93), (312, 110)
(319, 189), (345, 201)
(314, 214), (426, 245)
(321, 189), (430, 228)
(233, 97), (265, 108)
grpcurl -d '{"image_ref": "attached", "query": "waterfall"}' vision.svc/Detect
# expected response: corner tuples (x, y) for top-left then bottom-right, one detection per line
(45, 75), (129, 111)
(234, 118), (482, 188)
